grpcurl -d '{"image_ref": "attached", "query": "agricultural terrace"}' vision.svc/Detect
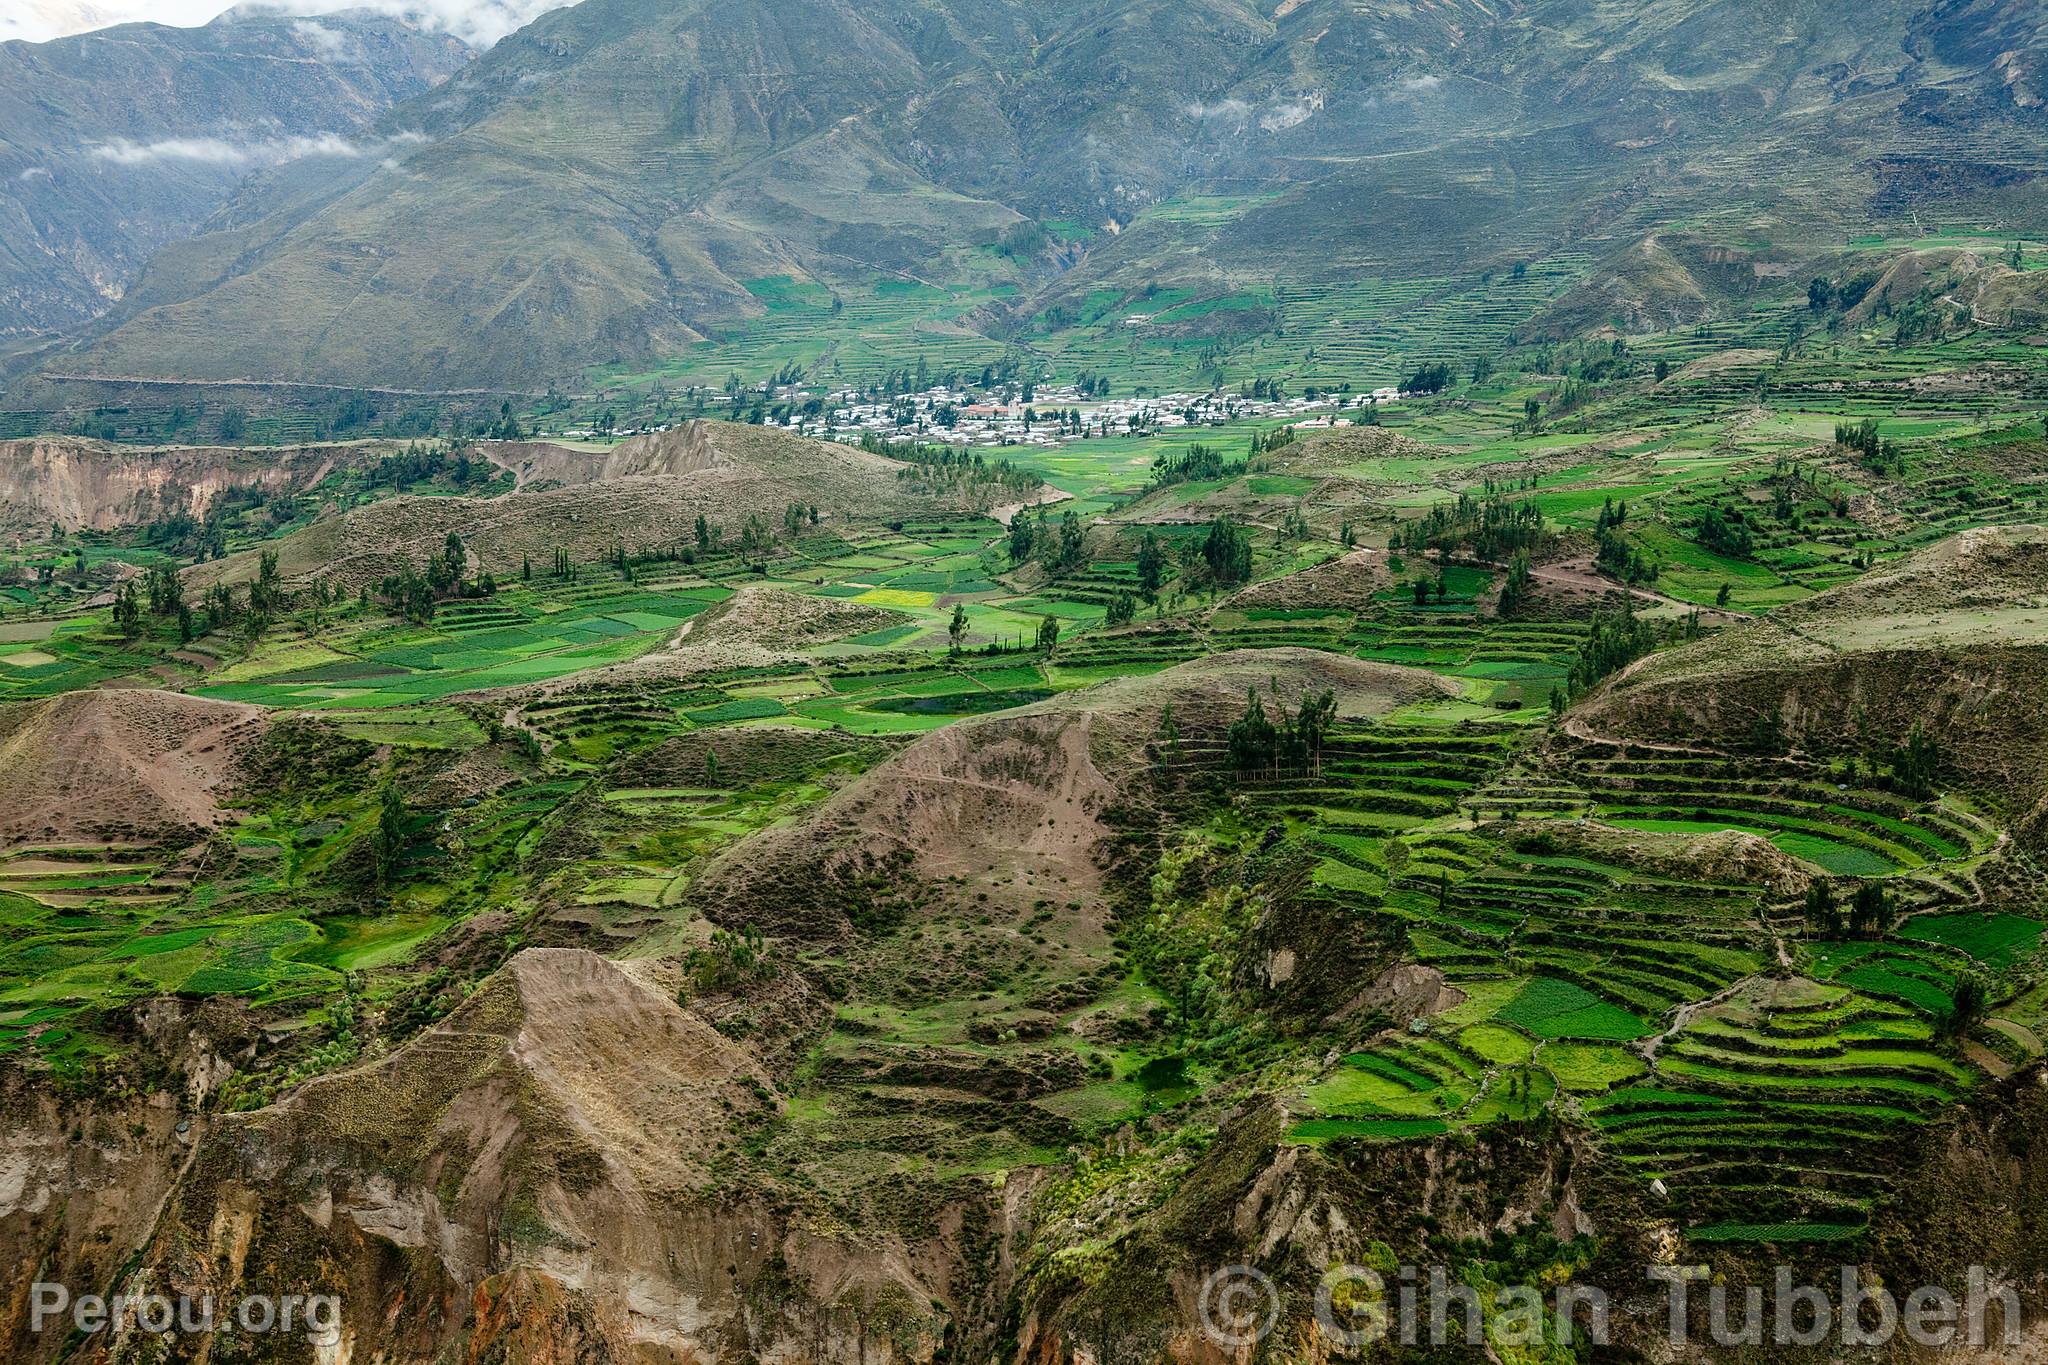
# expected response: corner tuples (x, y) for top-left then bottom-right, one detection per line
(3, 262), (2047, 1256)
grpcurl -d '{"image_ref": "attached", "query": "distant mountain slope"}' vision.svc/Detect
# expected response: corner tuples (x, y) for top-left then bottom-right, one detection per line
(0, 11), (470, 341)
(19, 0), (2048, 391)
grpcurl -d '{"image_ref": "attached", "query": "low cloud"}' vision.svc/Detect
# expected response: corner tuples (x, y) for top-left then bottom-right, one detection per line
(1356, 75), (1448, 114)
(89, 133), (359, 165)
(290, 18), (348, 57)
(1185, 93), (1327, 133)
(16, 167), (52, 182)
(1260, 96), (1322, 133)
(7, 0), (567, 48)
(87, 130), (424, 167)
(241, 0), (569, 47)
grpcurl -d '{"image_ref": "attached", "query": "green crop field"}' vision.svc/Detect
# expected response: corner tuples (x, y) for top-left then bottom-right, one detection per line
(5, 201), (2048, 1335)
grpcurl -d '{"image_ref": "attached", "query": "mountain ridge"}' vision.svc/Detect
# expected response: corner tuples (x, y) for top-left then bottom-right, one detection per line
(0, 9), (471, 343)
(15, 0), (2043, 396)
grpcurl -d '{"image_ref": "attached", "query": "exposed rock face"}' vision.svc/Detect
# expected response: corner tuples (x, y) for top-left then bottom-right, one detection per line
(0, 437), (373, 539)
(64, 950), (983, 1365)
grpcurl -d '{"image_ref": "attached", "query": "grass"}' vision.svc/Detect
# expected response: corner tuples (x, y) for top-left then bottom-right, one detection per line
(1498, 978), (1651, 1042)
(1898, 912), (2043, 968)
(12, 240), (2048, 1266)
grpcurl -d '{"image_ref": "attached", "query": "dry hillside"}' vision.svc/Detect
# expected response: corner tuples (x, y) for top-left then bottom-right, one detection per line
(124, 948), (957, 1363)
(697, 648), (1458, 937)
(0, 689), (267, 849)
(1574, 525), (2048, 821)
(192, 421), (1025, 592)
(1845, 249), (2048, 331)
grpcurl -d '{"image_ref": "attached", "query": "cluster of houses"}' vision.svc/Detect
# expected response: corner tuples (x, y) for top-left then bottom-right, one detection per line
(551, 381), (1410, 449)
(785, 383), (1407, 450)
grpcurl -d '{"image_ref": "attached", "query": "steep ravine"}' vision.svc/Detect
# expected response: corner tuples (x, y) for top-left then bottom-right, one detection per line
(5, 950), (2045, 1363)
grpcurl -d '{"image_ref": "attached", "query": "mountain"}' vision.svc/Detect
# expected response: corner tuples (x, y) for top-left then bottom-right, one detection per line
(0, 688), (267, 848)
(14, 0), (2048, 396)
(0, 9), (470, 343)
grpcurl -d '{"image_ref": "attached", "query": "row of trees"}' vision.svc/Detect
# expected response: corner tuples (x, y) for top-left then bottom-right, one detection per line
(367, 438), (498, 493)
(887, 440), (1040, 497)
(1565, 598), (1657, 697)
(1149, 442), (1241, 488)
(114, 548), (294, 644)
(1834, 419), (1907, 476)
(1594, 498), (1660, 585)
(1802, 880), (1985, 1039)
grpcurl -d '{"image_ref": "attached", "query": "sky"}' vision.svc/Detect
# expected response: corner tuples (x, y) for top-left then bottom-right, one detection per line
(0, 0), (566, 46)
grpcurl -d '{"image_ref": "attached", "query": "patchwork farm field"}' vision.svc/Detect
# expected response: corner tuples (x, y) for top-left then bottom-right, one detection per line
(4, 251), (2048, 1284)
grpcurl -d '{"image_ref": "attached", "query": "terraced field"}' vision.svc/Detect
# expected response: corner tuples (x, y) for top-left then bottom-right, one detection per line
(1276, 693), (2037, 1244)
(8, 260), (2048, 1310)
(1565, 741), (2003, 880)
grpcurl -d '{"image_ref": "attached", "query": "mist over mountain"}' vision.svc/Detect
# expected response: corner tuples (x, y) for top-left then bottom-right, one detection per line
(0, 0), (567, 46)
(0, 9), (471, 343)
(10, 0), (2040, 398)
(12, 5), (2048, 1360)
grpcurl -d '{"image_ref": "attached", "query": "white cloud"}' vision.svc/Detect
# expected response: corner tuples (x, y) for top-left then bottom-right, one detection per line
(1259, 96), (1321, 133)
(1396, 75), (1443, 95)
(3, 0), (566, 47)
(87, 131), (394, 165)
(1183, 98), (1252, 122)
(1, 0), (219, 42)
(243, 0), (569, 46)
(290, 18), (348, 56)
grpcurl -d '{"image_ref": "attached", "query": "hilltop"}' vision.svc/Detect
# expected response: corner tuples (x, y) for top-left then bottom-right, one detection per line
(696, 647), (1458, 936)
(191, 421), (1025, 591)
(0, 688), (266, 849)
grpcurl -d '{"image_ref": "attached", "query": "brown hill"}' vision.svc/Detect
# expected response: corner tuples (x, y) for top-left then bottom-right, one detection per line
(1845, 249), (2048, 331)
(1225, 548), (1392, 611)
(192, 421), (1011, 591)
(114, 947), (957, 1363)
(490, 420), (898, 490)
(1119, 425), (1449, 531)
(510, 584), (908, 697)
(0, 688), (267, 849)
(1572, 526), (2048, 823)
(696, 648), (1458, 938)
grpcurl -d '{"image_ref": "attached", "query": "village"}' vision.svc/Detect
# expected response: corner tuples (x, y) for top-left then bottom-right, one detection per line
(549, 370), (1414, 448)
(790, 380), (1407, 450)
